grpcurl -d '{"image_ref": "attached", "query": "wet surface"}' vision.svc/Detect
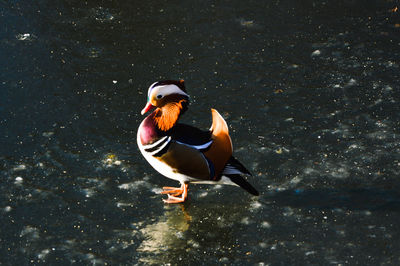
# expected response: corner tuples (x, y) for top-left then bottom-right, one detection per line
(1, 0), (400, 264)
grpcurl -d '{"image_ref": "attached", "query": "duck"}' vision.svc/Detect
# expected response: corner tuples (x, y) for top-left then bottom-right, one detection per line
(137, 79), (259, 203)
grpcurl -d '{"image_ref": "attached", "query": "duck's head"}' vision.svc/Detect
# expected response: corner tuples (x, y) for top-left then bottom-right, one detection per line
(141, 79), (189, 115)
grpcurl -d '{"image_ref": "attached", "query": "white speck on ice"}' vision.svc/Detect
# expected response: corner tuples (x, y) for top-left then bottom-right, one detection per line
(214, 185), (222, 190)
(345, 78), (357, 88)
(189, 240), (200, 248)
(151, 187), (163, 194)
(16, 33), (35, 41)
(198, 192), (208, 198)
(42, 131), (54, 137)
(20, 226), (40, 239)
(14, 176), (23, 184)
(118, 180), (148, 191)
(250, 201), (262, 209)
(38, 249), (50, 259)
(311, 50), (321, 57)
(82, 188), (95, 198)
(117, 202), (132, 208)
(384, 85), (393, 91)
(241, 217), (250, 225)
(13, 164), (26, 171)
(239, 18), (255, 27)
(259, 242), (267, 248)
(261, 221), (271, 228)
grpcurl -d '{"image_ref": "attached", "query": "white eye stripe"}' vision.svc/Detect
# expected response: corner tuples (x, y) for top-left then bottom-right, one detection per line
(148, 82), (159, 98)
(149, 84), (188, 99)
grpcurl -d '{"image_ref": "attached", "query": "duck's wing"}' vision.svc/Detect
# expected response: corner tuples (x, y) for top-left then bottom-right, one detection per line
(155, 141), (213, 181)
(204, 109), (233, 179)
(170, 109), (235, 181)
(169, 123), (213, 151)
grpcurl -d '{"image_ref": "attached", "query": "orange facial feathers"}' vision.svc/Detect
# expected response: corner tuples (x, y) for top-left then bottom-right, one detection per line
(153, 98), (187, 131)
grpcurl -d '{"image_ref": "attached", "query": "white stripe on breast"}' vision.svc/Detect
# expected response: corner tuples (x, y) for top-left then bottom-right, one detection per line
(143, 136), (169, 149)
(149, 136), (171, 156)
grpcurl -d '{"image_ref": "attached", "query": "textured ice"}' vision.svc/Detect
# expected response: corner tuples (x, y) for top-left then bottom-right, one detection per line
(2, 1), (400, 265)
(118, 180), (150, 191)
(20, 226), (40, 239)
(81, 188), (95, 197)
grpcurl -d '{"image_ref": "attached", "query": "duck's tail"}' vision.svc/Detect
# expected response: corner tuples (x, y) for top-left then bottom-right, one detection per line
(222, 156), (259, 196)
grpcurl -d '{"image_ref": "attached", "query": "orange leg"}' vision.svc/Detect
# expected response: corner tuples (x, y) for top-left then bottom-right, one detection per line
(160, 186), (184, 196)
(161, 183), (188, 203)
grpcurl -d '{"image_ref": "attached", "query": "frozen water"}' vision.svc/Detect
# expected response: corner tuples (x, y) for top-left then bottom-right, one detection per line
(1, 0), (400, 265)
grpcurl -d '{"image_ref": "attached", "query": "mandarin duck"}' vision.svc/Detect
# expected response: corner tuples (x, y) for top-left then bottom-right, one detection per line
(137, 80), (259, 203)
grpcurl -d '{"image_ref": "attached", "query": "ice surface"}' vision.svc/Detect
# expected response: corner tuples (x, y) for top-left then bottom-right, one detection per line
(2, 1), (400, 265)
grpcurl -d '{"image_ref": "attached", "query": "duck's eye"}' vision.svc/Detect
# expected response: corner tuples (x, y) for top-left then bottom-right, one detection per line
(156, 94), (163, 99)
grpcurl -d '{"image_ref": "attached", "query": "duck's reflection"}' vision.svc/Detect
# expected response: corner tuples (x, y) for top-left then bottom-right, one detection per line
(137, 205), (192, 263)
(136, 197), (256, 264)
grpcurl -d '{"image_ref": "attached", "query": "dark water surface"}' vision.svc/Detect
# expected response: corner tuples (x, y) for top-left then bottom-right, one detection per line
(1, 0), (400, 264)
